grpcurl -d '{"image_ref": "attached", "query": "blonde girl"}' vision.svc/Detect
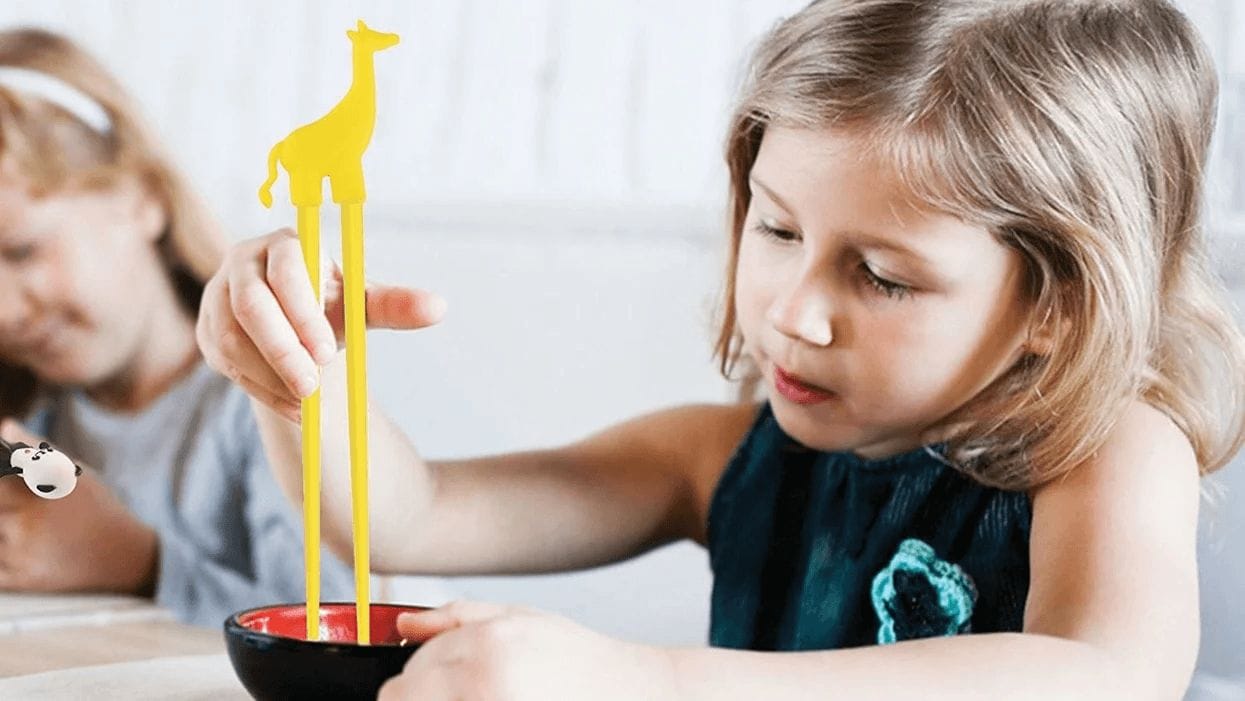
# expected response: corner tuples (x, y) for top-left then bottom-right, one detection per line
(199, 0), (1244, 697)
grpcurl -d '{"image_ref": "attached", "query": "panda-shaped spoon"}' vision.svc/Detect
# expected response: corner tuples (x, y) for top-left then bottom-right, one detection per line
(0, 437), (82, 499)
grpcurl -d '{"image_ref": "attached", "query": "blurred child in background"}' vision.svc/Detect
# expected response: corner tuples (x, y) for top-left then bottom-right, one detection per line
(0, 28), (357, 627)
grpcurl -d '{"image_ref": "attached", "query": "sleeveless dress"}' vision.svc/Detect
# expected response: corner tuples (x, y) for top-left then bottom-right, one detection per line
(708, 403), (1032, 650)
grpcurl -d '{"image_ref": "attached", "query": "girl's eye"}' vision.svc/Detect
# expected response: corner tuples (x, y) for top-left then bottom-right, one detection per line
(862, 263), (912, 300)
(750, 219), (914, 300)
(1, 243), (37, 264)
(751, 220), (800, 243)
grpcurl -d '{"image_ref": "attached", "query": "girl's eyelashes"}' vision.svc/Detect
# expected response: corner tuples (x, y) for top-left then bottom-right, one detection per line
(861, 263), (912, 300)
(751, 219), (800, 243)
(750, 219), (914, 300)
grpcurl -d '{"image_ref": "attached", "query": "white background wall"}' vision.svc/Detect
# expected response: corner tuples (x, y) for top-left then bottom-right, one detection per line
(1, 0), (1242, 696)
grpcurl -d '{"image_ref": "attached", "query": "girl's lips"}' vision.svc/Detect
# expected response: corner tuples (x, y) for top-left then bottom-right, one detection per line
(773, 366), (835, 405)
(9, 323), (59, 355)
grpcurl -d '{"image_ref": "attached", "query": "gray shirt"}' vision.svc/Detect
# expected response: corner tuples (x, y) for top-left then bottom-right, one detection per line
(26, 362), (355, 627)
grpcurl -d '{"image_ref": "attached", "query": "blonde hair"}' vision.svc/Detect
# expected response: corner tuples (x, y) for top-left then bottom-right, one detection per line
(715, 0), (1245, 489)
(0, 28), (226, 418)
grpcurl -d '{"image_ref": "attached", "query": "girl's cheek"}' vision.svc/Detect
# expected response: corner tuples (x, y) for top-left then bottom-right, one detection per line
(59, 244), (113, 302)
(736, 281), (774, 347)
(19, 262), (62, 307)
(738, 248), (789, 309)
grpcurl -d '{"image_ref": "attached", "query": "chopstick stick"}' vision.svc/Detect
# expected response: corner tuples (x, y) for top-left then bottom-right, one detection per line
(341, 202), (371, 645)
(297, 205), (323, 642)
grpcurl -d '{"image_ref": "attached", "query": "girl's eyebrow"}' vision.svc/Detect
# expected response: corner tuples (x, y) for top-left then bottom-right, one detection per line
(749, 175), (795, 214)
(749, 174), (932, 266)
(848, 231), (931, 265)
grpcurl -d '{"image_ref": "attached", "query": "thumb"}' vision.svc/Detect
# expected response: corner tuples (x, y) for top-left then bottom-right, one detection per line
(395, 601), (512, 642)
(323, 260), (447, 334)
(0, 418), (43, 446)
(367, 285), (447, 331)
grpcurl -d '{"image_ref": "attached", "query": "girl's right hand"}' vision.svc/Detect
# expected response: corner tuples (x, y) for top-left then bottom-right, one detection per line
(196, 228), (446, 420)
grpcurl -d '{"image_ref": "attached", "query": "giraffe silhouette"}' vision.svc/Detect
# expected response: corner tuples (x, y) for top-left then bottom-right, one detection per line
(259, 20), (400, 208)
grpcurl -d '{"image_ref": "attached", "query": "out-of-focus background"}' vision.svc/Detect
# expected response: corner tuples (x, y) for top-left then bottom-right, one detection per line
(0, 1), (1241, 697)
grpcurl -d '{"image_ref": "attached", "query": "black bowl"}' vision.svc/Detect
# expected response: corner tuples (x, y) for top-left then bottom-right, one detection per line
(224, 602), (428, 700)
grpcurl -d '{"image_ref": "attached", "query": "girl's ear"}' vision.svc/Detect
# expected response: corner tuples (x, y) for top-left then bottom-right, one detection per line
(135, 179), (169, 244)
(1025, 333), (1054, 357)
(1024, 306), (1061, 357)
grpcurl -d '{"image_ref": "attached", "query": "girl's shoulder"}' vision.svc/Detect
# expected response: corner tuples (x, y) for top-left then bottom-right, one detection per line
(1022, 402), (1201, 683)
(1027, 399), (1199, 581)
(656, 402), (764, 544)
(1031, 399), (1198, 506)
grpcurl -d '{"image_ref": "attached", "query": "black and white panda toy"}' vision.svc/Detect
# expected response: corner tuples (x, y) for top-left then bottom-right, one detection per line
(0, 438), (82, 500)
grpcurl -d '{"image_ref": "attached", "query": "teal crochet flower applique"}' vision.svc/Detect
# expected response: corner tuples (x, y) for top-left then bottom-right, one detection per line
(871, 538), (977, 644)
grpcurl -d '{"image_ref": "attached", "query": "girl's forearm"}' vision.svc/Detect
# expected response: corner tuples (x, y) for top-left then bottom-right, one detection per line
(664, 633), (1157, 701)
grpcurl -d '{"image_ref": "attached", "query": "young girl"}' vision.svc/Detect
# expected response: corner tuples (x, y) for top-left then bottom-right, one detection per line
(0, 29), (360, 626)
(198, 0), (1245, 697)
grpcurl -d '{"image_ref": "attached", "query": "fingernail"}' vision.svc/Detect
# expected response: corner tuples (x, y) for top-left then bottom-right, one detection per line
(316, 342), (337, 364)
(296, 372), (319, 397)
(427, 295), (447, 320)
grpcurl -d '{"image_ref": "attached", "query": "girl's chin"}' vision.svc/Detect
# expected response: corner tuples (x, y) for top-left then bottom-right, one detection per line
(768, 403), (859, 451)
(28, 358), (111, 387)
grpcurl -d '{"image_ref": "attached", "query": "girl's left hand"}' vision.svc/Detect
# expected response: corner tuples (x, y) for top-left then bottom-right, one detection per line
(0, 420), (158, 595)
(379, 601), (678, 701)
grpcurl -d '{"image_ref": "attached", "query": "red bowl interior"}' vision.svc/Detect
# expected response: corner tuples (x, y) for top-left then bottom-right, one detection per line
(235, 603), (426, 645)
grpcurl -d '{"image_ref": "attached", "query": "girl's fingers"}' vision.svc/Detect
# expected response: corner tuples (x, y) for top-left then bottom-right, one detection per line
(198, 283), (303, 416)
(217, 321), (302, 412)
(0, 480), (32, 510)
(323, 260), (446, 335)
(366, 285), (447, 331)
(266, 231), (338, 365)
(0, 419), (42, 446)
(395, 600), (514, 641)
(200, 227), (441, 412)
(234, 373), (302, 424)
(228, 248), (320, 399)
(378, 640), (456, 701)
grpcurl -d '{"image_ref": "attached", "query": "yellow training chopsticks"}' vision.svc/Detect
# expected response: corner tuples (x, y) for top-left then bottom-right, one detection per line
(258, 19), (400, 645)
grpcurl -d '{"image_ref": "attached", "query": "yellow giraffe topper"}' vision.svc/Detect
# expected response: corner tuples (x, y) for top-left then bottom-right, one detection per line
(260, 19), (400, 208)
(259, 19), (399, 646)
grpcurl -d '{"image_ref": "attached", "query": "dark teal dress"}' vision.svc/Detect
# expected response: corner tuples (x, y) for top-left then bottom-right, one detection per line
(708, 403), (1032, 650)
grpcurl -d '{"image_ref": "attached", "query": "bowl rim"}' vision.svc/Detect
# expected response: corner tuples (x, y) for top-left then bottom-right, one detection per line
(224, 601), (430, 650)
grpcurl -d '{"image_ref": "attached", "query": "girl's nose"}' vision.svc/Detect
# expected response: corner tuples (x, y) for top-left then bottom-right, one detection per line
(766, 271), (834, 347)
(0, 276), (34, 333)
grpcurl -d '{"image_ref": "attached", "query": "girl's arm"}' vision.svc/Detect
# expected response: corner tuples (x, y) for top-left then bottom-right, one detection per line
(200, 228), (754, 577)
(667, 400), (1201, 700)
(253, 381), (756, 576)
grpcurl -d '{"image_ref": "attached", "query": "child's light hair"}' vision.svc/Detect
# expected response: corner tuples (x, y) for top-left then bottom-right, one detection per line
(0, 28), (227, 418)
(715, 0), (1245, 488)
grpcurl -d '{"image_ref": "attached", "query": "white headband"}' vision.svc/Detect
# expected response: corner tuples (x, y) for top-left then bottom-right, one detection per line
(0, 66), (113, 134)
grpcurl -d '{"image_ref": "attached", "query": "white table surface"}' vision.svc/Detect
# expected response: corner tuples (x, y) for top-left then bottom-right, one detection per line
(0, 591), (244, 696)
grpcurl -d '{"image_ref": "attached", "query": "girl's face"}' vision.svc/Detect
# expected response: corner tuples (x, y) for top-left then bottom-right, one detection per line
(0, 175), (167, 386)
(735, 127), (1035, 458)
